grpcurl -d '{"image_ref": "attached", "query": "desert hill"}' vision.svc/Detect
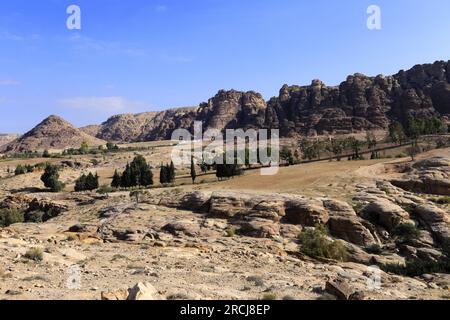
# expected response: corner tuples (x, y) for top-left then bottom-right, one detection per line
(1, 115), (105, 153)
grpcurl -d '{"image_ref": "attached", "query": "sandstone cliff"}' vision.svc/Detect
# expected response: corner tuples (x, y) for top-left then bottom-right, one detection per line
(81, 60), (449, 142)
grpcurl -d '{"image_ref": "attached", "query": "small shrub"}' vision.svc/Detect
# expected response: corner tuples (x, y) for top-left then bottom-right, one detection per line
(365, 243), (382, 254)
(14, 165), (27, 175)
(24, 248), (44, 262)
(393, 223), (421, 242)
(431, 196), (450, 205)
(247, 275), (265, 287)
(24, 211), (45, 223)
(97, 185), (116, 194)
(352, 202), (365, 215)
(298, 225), (347, 261)
(261, 293), (277, 300)
(225, 227), (236, 237)
(0, 209), (25, 227)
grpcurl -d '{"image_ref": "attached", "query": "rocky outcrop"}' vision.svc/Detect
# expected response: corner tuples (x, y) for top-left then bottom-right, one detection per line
(391, 157), (450, 196)
(80, 60), (450, 143)
(0, 194), (68, 221)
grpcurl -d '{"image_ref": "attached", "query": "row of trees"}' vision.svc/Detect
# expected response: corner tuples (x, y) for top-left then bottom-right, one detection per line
(111, 155), (154, 188)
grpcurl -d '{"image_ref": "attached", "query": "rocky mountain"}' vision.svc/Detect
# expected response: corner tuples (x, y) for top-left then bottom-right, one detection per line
(81, 60), (450, 143)
(0, 134), (20, 148)
(0, 115), (105, 153)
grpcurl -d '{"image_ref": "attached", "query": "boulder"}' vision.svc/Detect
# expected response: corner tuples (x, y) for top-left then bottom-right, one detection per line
(284, 199), (329, 226)
(414, 205), (448, 223)
(361, 199), (410, 230)
(162, 221), (201, 237)
(127, 282), (164, 300)
(178, 191), (211, 212)
(248, 199), (286, 221)
(239, 218), (280, 238)
(416, 248), (443, 263)
(328, 216), (377, 247)
(280, 224), (302, 239)
(322, 199), (357, 217)
(325, 278), (354, 300)
(413, 205), (450, 245)
(209, 192), (254, 218)
(101, 290), (128, 301)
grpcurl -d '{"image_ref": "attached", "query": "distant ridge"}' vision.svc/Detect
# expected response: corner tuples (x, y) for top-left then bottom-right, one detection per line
(79, 60), (450, 142)
(5, 60), (450, 150)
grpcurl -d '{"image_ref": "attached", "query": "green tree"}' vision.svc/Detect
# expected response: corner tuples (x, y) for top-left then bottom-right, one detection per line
(80, 141), (89, 154)
(159, 163), (169, 184)
(280, 146), (294, 165)
(407, 141), (421, 161)
(299, 139), (320, 161)
(366, 132), (378, 159)
(190, 157), (197, 184)
(42, 149), (51, 158)
(41, 164), (65, 192)
(169, 161), (176, 182)
(14, 164), (26, 175)
(106, 142), (119, 151)
(111, 169), (121, 188)
(120, 155), (153, 187)
(388, 121), (406, 145)
(75, 172), (99, 191)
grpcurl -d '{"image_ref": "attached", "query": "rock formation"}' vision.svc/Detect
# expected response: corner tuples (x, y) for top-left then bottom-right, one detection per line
(82, 60), (450, 143)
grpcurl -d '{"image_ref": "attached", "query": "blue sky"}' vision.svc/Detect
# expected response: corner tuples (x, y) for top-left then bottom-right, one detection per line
(1, 0), (450, 133)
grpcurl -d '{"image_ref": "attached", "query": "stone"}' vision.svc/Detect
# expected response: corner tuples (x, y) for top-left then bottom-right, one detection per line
(162, 221), (200, 237)
(284, 199), (329, 226)
(361, 199), (410, 230)
(127, 282), (163, 300)
(239, 219), (280, 238)
(325, 278), (353, 300)
(328, 216), (377, 247)
(178, 191), (211, 212)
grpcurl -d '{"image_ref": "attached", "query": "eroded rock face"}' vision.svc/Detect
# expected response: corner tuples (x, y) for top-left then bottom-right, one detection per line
(85, 60), (450, 143)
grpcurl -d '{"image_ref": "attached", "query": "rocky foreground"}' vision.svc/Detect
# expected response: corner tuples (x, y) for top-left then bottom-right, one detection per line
(0, 156), (449, 300)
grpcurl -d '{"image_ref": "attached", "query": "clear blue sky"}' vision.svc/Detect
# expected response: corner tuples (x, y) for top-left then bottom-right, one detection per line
(1, 0), (450, 133)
